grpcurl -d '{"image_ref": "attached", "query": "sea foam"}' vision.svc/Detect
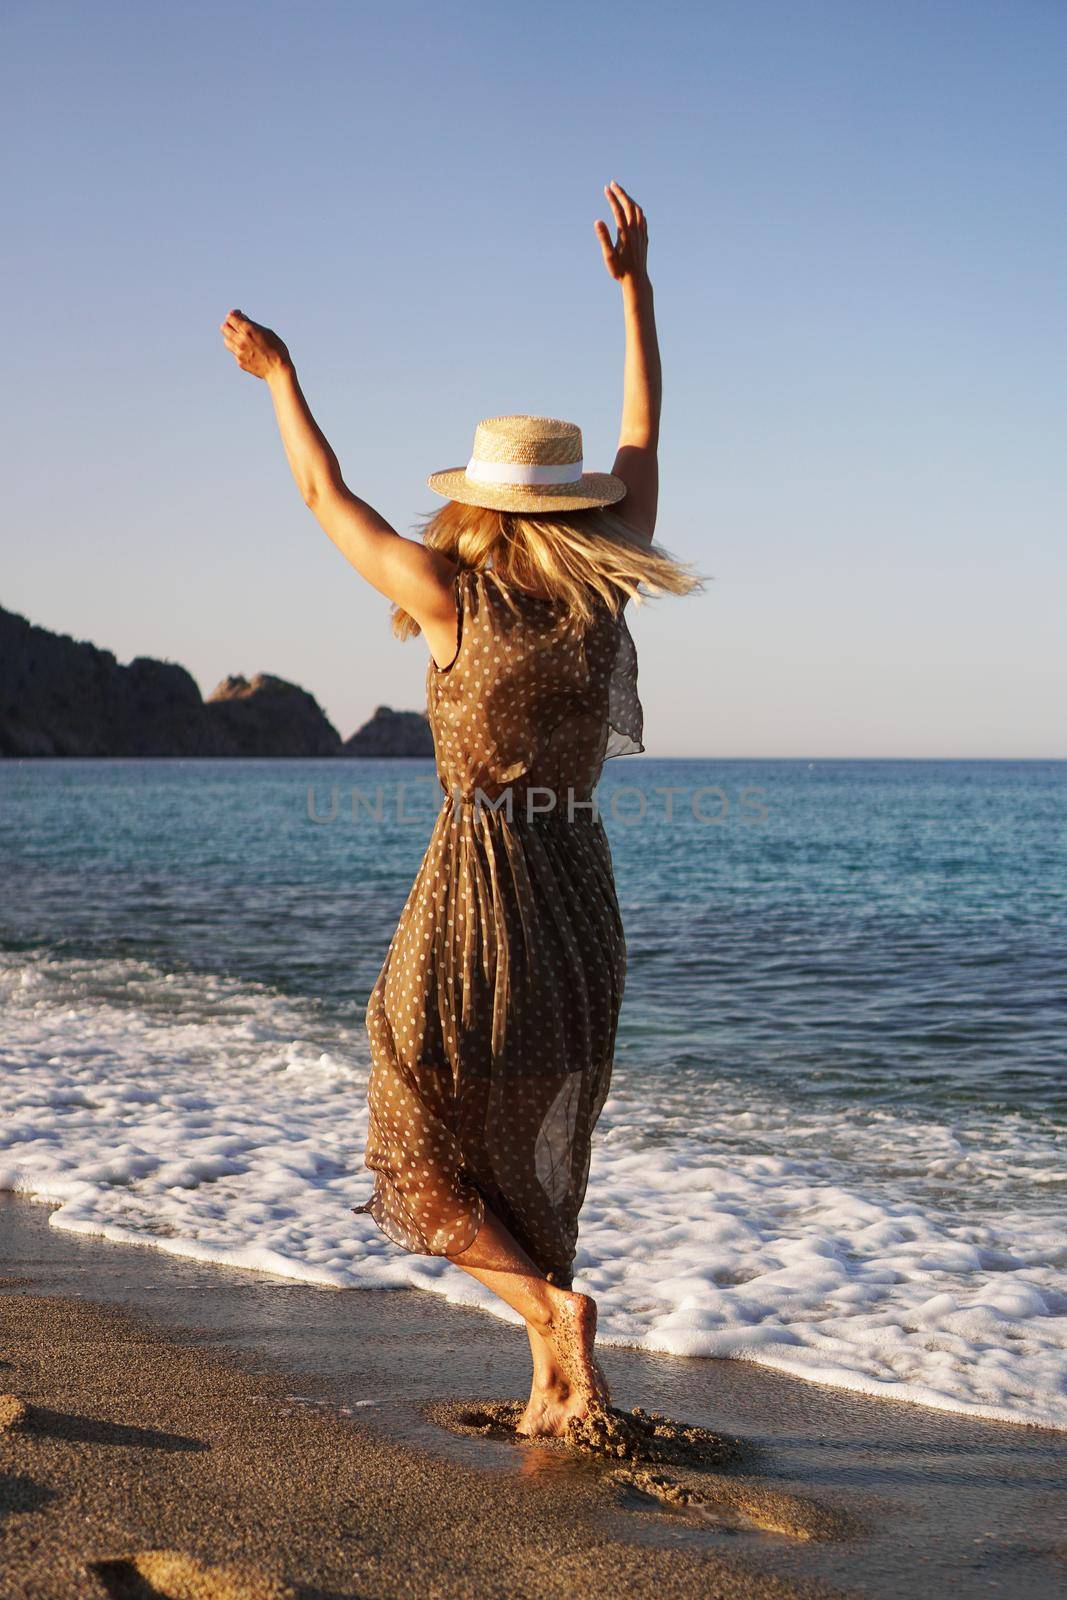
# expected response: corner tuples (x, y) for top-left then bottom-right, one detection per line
(2, 948), (1065, 1430)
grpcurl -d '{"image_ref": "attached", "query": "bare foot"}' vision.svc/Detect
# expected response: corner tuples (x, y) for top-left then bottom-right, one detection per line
(549, 1287), (611, 1409)
(515, 1290), (611, 1438)
(515, 1373), (573, 1438)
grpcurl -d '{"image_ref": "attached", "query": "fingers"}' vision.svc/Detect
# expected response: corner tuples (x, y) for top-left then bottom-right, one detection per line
(609, 180), (648, 235)
(608, 179), (636, 226)
(220, 324), (251, 368)
(220, 310), (257, 367)
(593, 218), (618, 275)
(219, 311), (270, 378)
(604, 183), (627, 236)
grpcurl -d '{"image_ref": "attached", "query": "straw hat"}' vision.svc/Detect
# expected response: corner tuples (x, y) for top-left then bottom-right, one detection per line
(427, 415), (627, 513)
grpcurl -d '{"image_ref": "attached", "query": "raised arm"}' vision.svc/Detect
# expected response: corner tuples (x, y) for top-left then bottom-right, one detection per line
(594, 181), (661, 542)
(218, 311), (458, 665)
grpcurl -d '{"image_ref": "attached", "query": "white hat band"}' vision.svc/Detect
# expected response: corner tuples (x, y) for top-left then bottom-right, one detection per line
(465, 456), (583, 487)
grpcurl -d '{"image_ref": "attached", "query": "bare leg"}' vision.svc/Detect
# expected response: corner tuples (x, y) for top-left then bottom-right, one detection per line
(446, 1203), (610, 1436)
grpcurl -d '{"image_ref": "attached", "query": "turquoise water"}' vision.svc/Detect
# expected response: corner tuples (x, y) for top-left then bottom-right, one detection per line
(2, 758), (1064, 1116)
(3, 757), (1066, 1425)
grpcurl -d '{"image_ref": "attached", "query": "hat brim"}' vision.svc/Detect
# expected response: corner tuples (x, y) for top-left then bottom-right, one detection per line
(427, 467), (627, 514)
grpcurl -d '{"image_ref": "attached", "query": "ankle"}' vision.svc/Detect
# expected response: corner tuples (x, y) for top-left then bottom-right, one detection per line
(527, 1284), (563, 1337)
(525, 1307), (552, 1339)
(531, 1368), (568, 1397)
(542, 1282), (576, 1328)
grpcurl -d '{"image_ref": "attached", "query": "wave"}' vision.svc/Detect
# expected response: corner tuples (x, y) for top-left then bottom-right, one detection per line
(2, 946), (1065, 1430)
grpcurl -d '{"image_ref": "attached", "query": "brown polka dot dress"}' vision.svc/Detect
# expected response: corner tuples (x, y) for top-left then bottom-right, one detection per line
(352, 566), (644, 1288)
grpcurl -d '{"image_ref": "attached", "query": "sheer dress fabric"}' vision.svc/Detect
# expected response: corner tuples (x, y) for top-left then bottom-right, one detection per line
(352, 567), (644, 1287)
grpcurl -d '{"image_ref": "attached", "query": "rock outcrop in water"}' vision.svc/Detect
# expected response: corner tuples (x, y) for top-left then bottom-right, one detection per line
(205, 674), (341, 757)
(0, 606), (342, 758)
(342, 705), (434, 758)
(0, 605), (439, 759)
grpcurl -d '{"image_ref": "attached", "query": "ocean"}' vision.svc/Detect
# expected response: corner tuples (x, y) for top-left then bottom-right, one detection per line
(2, 757), (1065, 1429)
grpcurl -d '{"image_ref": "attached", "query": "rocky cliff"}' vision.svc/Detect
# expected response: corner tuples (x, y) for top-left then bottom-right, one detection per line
(206, 674), (341, 757)
(342, 705), (434, 758)
(0, 607), (342, 758)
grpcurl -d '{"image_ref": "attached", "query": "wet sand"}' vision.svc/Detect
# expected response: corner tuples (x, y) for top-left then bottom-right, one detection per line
(2, 1194), (1066, 1599)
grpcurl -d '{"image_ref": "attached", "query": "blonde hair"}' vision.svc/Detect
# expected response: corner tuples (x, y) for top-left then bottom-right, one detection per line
(391, 500), (705, 640)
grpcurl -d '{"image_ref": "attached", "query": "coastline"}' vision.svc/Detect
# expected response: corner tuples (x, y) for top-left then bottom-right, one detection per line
(5, 757), (1066, 1433)
(3, 1195), (1066, 1599)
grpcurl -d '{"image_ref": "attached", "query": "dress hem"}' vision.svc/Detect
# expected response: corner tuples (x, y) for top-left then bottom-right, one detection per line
(351, 1179), (486, 1261)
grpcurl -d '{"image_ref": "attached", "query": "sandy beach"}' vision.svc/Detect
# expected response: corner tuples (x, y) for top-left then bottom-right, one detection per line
(1, 1194), (1065, 1599)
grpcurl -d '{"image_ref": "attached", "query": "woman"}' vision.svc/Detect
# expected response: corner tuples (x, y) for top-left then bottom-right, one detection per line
(221, 181), (700, 1438)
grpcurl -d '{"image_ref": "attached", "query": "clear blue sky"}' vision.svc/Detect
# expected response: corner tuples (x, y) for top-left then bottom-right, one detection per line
(3, 0), (1064, 756)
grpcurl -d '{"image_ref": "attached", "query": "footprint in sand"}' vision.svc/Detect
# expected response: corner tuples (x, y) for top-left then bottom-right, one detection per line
(88, 1549), (297, 1600)
(0, 1391), (203, 1452)
(0, 1394), (30, 1433)
(426, 1398), (859, 1542)
(426, 1397), (745, 1468)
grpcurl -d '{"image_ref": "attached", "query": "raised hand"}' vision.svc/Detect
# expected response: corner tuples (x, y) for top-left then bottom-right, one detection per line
(594, 180), (649, 286)
(219, 309), (291, 380)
